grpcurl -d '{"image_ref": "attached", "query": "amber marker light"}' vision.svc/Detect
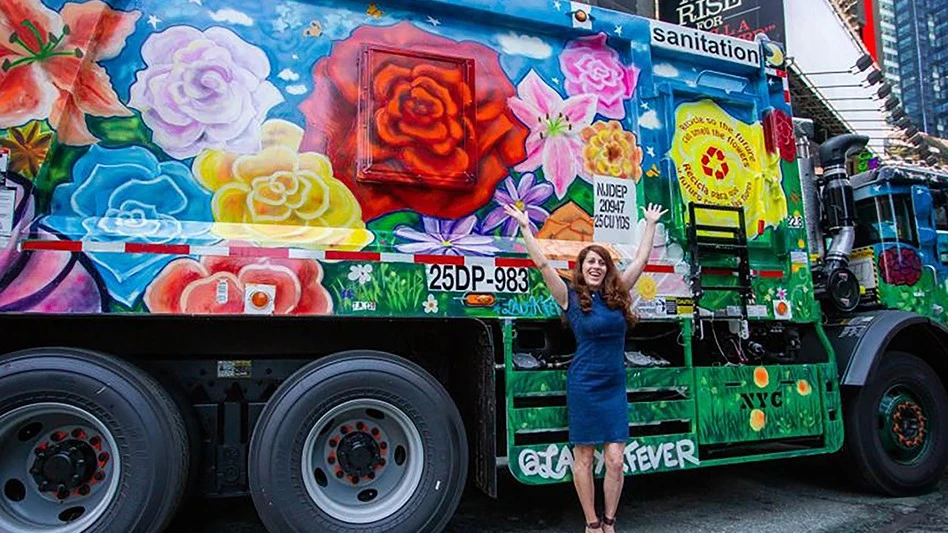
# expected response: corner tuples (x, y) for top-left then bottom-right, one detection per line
(464, 293), (496, 307)
(251, 291), (271, 309)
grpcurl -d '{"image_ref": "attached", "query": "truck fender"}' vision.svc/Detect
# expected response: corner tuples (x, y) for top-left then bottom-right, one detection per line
(822, 310), (948, 386)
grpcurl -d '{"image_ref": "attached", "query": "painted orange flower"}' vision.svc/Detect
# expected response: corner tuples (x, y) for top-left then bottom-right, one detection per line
(753, 367), (769, 388)
(750, 409), (766, 431)
(581, 121), (644, 181)
(0, 0), (139, 145)
(0, 120), (51, 177)
(796, 379), (812, 396)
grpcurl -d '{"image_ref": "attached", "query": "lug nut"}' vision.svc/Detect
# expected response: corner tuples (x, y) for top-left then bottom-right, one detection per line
(93, 472), (105, 481)
(378, 458), (386, 466)
(335, 470), (344, 479)
(98, 452), (109, 463)
(52, 431), (66, 442)
(89, 436), (100, 446)
(341, 426), (349, 434)
(367, 472), (375, 480)
(78, 485), (90, 496)
(327, 456), (335, 465)
(380, 442), (387, 450)
(71, 429), (85, 439)
(356, 422), (365, 430)
(329, 438), (337, 448)
(371, 428), (379, 436)
(351, 476), (359, 484)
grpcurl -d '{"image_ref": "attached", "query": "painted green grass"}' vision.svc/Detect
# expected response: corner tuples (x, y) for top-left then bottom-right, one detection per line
(327, 262), (429, 315)
(696, 365), (823, 445)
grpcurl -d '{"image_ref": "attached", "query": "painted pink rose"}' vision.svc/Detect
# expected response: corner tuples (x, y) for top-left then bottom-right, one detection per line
(144, 252), (332, 315)
(0, 179), (103, 313)
(559, 33), (639, 120)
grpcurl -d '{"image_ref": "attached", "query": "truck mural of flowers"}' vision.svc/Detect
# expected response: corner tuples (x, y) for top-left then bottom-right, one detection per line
(0, 0), (802, 321)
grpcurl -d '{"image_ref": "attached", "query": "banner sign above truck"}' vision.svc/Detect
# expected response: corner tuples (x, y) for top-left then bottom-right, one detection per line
(657, 0), (787, 44)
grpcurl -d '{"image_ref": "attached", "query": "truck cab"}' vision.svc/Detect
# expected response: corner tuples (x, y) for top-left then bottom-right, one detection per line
(849, 165), (948, 319)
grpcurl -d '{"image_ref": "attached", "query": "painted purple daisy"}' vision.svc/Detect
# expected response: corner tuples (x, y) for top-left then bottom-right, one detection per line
(394, 216), (500, 256)
(482, 173), (553, 236)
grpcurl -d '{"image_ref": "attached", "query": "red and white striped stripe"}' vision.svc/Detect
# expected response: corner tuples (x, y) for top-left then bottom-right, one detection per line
(766, 68), (791, 104)
(18, 239), (786, 278)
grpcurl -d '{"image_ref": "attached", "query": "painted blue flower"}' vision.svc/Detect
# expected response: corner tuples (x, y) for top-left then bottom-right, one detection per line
(44, 145), (215, 306)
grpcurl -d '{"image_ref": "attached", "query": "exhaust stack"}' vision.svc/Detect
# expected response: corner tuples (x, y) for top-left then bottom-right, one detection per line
(793, 119), (824, 259)
(814, 133), (870, 313)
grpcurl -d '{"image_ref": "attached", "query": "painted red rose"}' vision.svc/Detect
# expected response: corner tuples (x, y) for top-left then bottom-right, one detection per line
(299, 22), (528, 220)
(878, 247), (922, 286)
(144, 253), (332, 315)
(763, 109), (796, 162)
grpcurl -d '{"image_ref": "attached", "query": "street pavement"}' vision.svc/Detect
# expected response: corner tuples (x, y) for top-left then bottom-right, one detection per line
(175, 456), (948, 532)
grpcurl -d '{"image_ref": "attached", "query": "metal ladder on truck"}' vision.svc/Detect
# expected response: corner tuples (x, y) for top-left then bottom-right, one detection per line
(686, 203), (753, 328)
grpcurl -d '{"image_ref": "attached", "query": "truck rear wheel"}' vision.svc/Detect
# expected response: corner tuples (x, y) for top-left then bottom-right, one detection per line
(844, 351), (948, 495)
(0, 348), (190, 533)
(249, 350), (467, 533)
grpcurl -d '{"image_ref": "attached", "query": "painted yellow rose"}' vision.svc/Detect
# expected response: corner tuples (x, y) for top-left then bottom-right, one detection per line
(581, 121), (644, 181)
(193, 119), (373, 250)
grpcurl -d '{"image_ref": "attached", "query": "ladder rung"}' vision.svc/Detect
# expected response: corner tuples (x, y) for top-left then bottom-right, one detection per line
(696, 241), (745, 250)
(694, 224), (741, 234)
(691, 204), (745, 214)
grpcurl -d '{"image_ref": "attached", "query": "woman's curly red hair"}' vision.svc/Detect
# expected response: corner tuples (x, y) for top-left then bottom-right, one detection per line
(570, 244), (637, 328)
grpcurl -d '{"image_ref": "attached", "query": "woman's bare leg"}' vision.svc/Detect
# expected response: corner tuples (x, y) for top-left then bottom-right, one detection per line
(602, 442), (625, 533)
(571, 445), (600, 529)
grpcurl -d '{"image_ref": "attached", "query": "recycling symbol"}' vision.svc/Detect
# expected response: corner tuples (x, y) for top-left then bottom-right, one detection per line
(701, 146), (729, 180)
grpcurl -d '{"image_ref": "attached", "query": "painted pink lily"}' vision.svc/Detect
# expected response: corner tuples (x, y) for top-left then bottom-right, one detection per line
(508, 70), (597, 199)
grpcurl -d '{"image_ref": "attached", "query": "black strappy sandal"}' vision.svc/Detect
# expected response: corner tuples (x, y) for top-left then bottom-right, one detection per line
(602, 515), (616, 532)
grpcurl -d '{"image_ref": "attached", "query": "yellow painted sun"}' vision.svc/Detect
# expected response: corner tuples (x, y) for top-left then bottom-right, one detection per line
(637, 275), (658, 301)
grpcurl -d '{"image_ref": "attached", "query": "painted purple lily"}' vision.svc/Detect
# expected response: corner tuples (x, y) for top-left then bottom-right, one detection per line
(508, 70), (598, 199)
(482, 173), (553, 236)
(395, 216), (500, 256)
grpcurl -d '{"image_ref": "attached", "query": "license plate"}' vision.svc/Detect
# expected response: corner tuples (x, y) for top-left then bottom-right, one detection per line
(425, 264), (529, 293)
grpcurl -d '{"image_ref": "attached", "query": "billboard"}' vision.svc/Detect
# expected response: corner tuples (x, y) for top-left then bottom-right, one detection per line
(658, 0), (786, 44)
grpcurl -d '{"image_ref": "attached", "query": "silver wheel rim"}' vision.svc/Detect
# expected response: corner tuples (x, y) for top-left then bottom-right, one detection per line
(301, 398), (424, 524)
(0, 403), (121, 533)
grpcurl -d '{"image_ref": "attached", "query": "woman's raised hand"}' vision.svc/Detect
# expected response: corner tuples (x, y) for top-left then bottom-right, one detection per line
(641, 203), (668, 225)
(503, 203), (531, 231)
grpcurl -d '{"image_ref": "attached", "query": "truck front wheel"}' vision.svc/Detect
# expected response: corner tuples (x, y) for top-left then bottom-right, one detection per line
(249, 350), (467, 533)
(844, 351), (948, 495)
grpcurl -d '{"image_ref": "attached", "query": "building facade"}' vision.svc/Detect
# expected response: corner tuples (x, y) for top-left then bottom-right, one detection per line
(890, 0), (947, 137)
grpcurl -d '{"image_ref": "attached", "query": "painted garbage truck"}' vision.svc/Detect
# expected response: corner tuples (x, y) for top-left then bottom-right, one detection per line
(0, 0), (947, 531)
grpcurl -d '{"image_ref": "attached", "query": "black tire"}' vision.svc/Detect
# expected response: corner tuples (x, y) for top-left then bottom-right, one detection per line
(249, 350), (468, 533)
(0, 348), (190, 532)
(843, 351), (948, 496)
